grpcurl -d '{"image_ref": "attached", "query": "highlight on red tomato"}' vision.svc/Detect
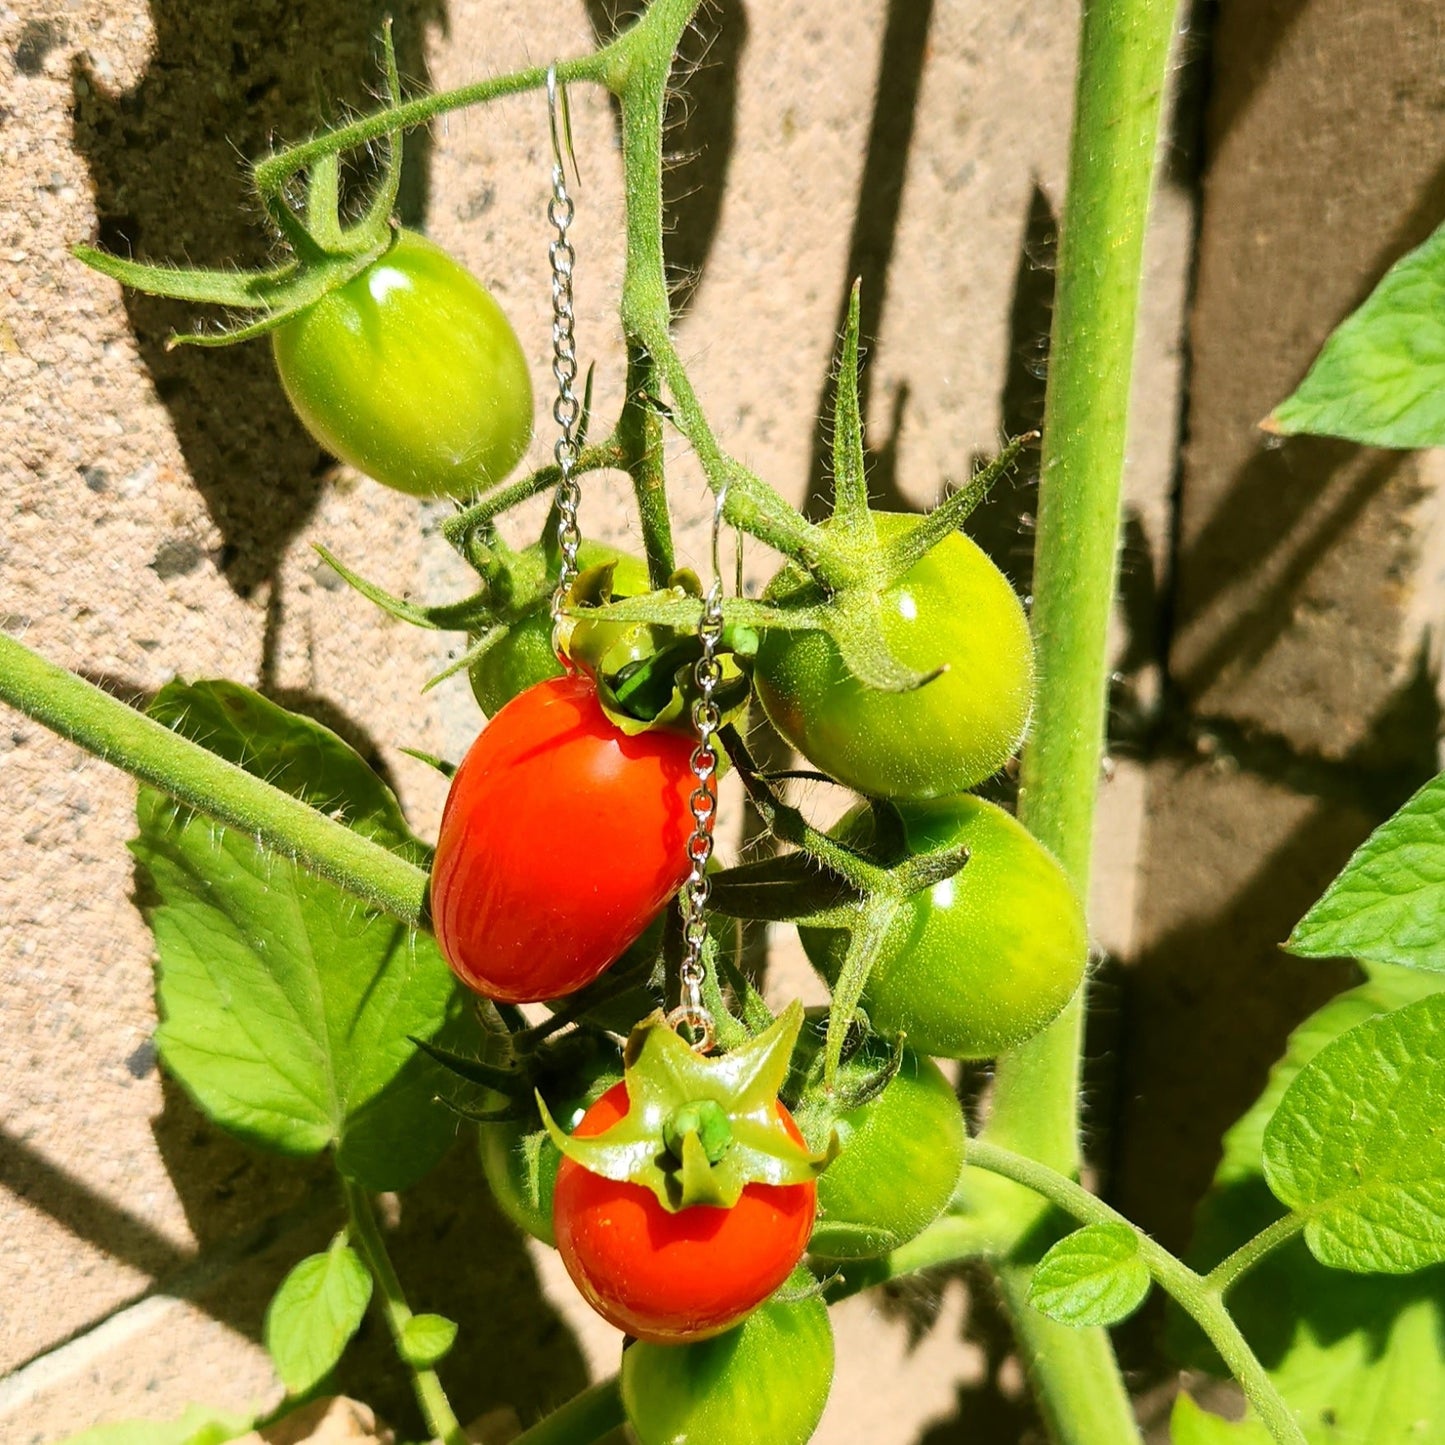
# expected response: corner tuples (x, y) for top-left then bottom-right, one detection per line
(429, 674), (695, 1003)
(551, 1079), (817, 1343)
(272, 229), (533, 498)
(621, 1290), (835, 1445)
(800, 795), (1087, 1059)
(752, 511), (1034, 800)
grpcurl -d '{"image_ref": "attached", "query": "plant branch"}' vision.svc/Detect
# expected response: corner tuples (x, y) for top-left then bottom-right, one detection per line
(511, 1377), (625, 1445)
(0, 632), (429, 926)
(344, 1179), (467, 1445)
(966, 1142), (1307, 1445)
(977, 2), (1182, 1440)
(1204, 1213), (1308, 1297)
(620, 343), (675, 584)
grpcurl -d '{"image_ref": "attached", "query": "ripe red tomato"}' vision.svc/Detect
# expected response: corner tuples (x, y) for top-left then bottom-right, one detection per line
(552, 1081), (817, 1344)
(430, 675), (694, 1003)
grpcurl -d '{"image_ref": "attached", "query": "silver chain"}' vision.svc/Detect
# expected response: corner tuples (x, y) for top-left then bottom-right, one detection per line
(546, 67), (582, 641)
(667, 500), (728, 1052)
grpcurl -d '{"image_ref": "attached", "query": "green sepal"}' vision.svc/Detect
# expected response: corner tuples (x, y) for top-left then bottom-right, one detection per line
(828, 281), (878, 548)
(77, 231), (394, 349)
(539, 1002), (837, 1212)
(313, 545), (496, 632)
(561, 568), (754, 733)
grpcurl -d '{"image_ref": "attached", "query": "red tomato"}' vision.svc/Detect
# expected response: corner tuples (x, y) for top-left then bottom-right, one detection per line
(553, 1081), (817, 1344)
(430, 675), (694, 1003)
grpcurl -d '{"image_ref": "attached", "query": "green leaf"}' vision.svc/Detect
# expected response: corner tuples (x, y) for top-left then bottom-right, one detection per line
(134, 681), (462, 1190)
(1267, 220), (1445, 447)
(1172, 967), (1445, 1442)
(1262, 991), (1445, 1273)
(264, 1237), (373, 1396)
(399, 1312), (459, 1368)
(57, 1404), (253, 1445)
(1288, 771), (1445, 972)
(1028, 1223), (1151, 1327)
(146, 679), (431, 865)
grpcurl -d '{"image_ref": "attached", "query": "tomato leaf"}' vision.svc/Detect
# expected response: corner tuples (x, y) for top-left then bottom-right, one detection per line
(145, 679), (431, 865)
(1170, 965), (1445, 1441)
(1262, 990), (1445, 1274)
(1266, 220), (1445, 448)
(399, 1312), (459, 1369)
(1287, 771), (1445, 972)
(264, 1237), (373, 1396)
(133, 680), (463, 1190)
(1028, 1223), (1151, 1327)
(55, 1406), (254, 1445)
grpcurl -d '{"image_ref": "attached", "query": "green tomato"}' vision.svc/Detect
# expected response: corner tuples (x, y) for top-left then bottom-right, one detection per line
(621, 1292), (834, 1445)
(805, 1044), (965, 1260)
(272, 230), (532, 498)
(800, 796), (1086, 1059)
(478, 1041), (622, 1248)
(469, 543), (651, 717)
(752, 511), (1033, 799)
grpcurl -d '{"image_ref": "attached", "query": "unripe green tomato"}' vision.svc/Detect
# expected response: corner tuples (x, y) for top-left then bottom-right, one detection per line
(806, 1045), (965, 1260)
(469, 543), (652, 717)
(621, 1293), (834, 1445)
(478, 1044), (622, 1248)
(752, 511), (1033, 799)
(272, 230), (533, 498)
(800, 796), (1086, 1059)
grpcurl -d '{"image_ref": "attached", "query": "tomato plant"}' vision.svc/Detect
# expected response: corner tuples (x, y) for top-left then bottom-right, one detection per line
(801, 1042), (966, 1260)
(272, 229), (533, 498)
(430, 674), (695, 1003)
(800, 796), (1087, 1059)
(752, 511), (1034, 800)
(13, 5), (1442, 1445)
(552, 1079), (817, 1344)
(621, 1292), (834, 1445)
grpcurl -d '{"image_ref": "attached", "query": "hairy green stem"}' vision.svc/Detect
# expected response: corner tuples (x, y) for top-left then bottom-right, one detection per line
(441, 440), (626, 555)
(979, 2), (1182, 1441)
(512, 1377), (625, 1445)
(619, 344), (676, 584)
(344, 1179), (467, 1445)
(607, 1), (848, 589)
(0, 632), (429, 925)
(1204, 1213), (1308, 1297)
(966, 1142), (1306, 1445)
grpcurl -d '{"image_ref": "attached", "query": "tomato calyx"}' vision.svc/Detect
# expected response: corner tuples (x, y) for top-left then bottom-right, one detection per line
(560, 566), (755, 733)
(560, 282), (1036, 706)
(539, 1001), (837, 1211)
(77, 27), (409, 346)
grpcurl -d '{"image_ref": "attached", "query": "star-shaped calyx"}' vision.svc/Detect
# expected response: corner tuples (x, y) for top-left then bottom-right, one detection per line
(538, 1000), (836, 1212)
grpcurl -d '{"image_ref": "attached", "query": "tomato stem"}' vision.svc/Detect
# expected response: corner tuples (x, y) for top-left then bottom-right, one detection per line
(0, 632), (430, 926)
(510, 1377), (625, 1445)
(964, 1142), (1308, 1445)
(979, 0), (1183, 1440)
(343, 1178), (469, 1445)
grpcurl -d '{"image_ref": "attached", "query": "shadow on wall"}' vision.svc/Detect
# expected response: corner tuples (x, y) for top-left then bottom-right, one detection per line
(51, 5), (599, 1434)
(70, 0), (445, 603)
